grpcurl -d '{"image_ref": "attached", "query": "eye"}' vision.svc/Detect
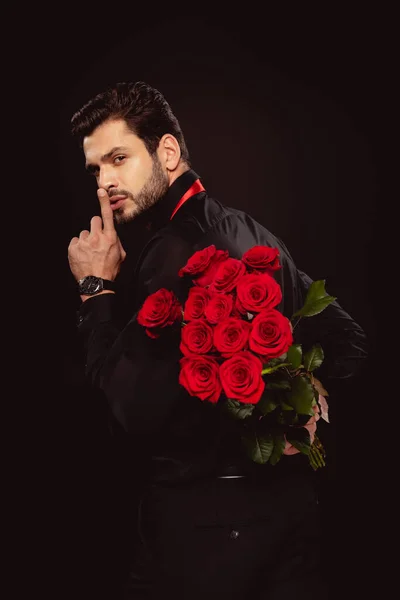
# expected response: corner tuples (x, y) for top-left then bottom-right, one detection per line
(114, 155), (126, 164)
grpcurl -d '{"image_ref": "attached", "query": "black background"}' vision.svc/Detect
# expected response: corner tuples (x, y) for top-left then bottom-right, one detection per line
(15, 7), (392, 598)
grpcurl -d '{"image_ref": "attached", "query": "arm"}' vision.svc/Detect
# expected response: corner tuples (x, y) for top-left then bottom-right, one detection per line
(75, 233), (193, 436)
(276, 237), (368, 385)
(67, 188), (192, 435)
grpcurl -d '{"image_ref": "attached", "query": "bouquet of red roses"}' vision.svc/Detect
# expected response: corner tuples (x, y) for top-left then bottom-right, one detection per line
(137, 245), (335, 470)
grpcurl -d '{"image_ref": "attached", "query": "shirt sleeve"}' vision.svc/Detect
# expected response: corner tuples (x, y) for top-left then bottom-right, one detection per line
(294, 269), (368, 384)
(76, 234), (193, 436)
(275, 236), (368, 386)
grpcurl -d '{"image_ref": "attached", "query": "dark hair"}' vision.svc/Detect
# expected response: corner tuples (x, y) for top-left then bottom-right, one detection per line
(70, 81), (190, 165)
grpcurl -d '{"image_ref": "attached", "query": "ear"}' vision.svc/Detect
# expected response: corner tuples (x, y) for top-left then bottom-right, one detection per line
(157, 134), (181, 171)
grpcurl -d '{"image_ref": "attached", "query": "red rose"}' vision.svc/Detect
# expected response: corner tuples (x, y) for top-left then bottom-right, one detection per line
(242, 246), (281, 273)
(236, 273), (282, 314)
(195, 249), (229, 287)
(220, 351), (265, 404)
(213, 317), (252, 357)
(209, 258), (246, 293)
(179, 355), (222, 403)
(180, 319), (214, 357)
(179, 245), (216, 277)
(204, 293), (234, 325)
(183, 287), (211, 321)
(137, 288), (182, 338)
(249, 309), (293, 360)
(178, 245), (229, 287)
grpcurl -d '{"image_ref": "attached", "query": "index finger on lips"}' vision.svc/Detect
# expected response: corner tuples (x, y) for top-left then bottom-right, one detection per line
(97, 188), (115, 234)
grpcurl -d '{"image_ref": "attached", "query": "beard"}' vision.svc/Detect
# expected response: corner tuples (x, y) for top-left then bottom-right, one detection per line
(112, 154), (170, 225)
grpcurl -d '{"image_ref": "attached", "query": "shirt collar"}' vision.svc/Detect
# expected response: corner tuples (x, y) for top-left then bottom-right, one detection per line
(139, 168), (203, 234)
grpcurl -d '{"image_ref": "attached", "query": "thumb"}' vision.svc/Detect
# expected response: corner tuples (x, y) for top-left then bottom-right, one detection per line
(119, 239), (127, 261)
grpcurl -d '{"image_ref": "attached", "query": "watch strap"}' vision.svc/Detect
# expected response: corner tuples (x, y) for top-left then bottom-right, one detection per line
(101, 279), (116, 291)
(78, 275), (117, 295)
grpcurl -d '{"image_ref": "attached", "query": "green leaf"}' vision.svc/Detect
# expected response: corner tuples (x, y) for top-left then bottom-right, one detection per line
(278, 410), (298, 426)
(267, 379), (292, 391)
(286, 375), (315, 415)
(296, 296), (337, 317)
(303, 344), (324, 372)
(303, 280), (330, 306)
(258, 390), (280, 415)
(224, 399), (255, 420)
(287, 344), (303, 370)
(286, 427), (311, 455)
(281, 400), (294, 410)
(292, 280), (337, 318)
(242, 431), (274, 464)
(261, 363), (291, 375)
(297, 413), (313, 426)
(269, 434), (286, 465)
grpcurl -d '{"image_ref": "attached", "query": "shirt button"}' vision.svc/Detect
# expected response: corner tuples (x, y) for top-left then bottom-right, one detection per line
(230, 530), (240, 540)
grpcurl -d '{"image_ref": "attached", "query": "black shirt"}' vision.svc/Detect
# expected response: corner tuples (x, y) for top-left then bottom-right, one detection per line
(76, 169), (368, 483)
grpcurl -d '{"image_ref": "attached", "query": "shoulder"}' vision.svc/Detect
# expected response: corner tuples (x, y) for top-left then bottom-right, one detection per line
(184, 194), (297, 266)
(154, 193), (299, 270)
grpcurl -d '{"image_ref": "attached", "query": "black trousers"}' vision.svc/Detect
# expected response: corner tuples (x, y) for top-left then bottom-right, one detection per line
(122, 472), (328, 599)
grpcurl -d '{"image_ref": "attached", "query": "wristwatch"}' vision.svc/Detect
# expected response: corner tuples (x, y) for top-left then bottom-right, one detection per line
(78, 275), (116, 296)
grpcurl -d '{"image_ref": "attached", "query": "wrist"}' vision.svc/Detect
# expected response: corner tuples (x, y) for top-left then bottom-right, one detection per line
(80, 290), (116, 303)
(77, 275), (117, 297)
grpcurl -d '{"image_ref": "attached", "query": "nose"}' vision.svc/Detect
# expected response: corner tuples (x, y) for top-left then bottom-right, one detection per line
(98, 165), (119, 192)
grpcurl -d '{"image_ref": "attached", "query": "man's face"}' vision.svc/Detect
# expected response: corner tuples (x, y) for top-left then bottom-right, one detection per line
(83, 118), (169, 224)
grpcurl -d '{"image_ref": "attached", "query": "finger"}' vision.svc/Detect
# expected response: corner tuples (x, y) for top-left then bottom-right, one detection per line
(79, 230), (90, 240)
(68, 237), (79, 250)
(118, 239), (127, 261)
(98, 188), (115, 234)
(90, 216), (103, 235)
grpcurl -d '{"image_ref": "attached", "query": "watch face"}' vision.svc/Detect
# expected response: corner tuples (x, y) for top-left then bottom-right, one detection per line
(79, 276), (103, 295)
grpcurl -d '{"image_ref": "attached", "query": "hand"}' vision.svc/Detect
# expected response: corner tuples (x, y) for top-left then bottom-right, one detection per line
(68, 188), (127, 283)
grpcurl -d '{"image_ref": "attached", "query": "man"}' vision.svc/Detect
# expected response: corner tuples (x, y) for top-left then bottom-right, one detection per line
(68, 81), (367, 599)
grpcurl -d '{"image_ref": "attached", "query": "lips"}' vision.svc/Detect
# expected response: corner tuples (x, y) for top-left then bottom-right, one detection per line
(109, 195), (127, 210)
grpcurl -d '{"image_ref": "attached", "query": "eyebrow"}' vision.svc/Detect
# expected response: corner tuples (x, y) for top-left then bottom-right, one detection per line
(85, 146), (129, 171)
